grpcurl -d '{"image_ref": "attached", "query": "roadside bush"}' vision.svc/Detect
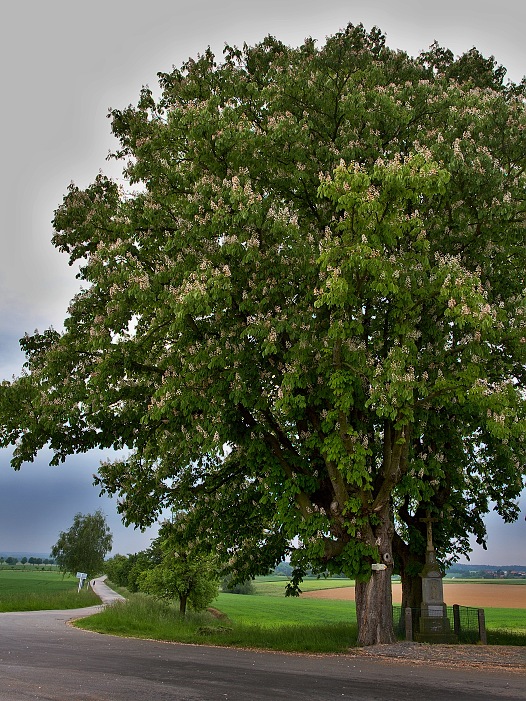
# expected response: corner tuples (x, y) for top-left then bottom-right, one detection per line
(221, 575), (256, 595)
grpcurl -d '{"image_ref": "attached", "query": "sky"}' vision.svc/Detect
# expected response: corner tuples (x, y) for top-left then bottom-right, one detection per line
(0, 0), (524, 563)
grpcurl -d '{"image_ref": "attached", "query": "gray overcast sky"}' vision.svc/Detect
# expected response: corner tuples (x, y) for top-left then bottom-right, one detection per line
(0, 0), (524, 562)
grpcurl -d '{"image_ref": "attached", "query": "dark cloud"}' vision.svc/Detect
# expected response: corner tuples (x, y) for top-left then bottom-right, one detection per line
(460, 500), (526, 567)
(0, 448), (159, 555)
(0, 325), (26, 380)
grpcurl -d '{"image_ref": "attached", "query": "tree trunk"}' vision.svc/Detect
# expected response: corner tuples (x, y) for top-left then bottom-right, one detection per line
(393, 532), (423, 610)
(179, 593), (188, 615)
(355, 506), (396, 646)
(400, 569), (422, 610)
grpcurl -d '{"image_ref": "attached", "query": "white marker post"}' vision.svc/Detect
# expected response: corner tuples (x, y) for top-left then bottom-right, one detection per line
(76, 572), (88, 593)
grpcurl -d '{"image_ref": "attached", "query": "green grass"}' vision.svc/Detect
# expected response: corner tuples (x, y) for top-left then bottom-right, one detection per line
(253, 575), (355, 596)
(75, 593), (358, 653)
(76, 590), (526, 651)
(214, 591), (356, 626)
(5, 570), (525, 650)
(75, 577), (526, 650)
(0, 569), (100, 611)
(484, 608), (526, 633)
(487, 630), (526, 645)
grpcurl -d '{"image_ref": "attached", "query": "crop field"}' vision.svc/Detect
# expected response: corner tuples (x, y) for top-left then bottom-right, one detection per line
(0, 569), (77, 593)
(0, 569), (100, 611)
(301, 581), (526, 608)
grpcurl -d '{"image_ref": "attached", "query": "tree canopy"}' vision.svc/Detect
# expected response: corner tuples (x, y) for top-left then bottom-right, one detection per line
(51, 510), (113, 579)
(1, 24), (525, 644)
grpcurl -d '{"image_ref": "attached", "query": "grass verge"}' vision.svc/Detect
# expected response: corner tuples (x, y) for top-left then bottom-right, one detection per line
(75, 593), (358, 653)
(487, 630), (526, 646)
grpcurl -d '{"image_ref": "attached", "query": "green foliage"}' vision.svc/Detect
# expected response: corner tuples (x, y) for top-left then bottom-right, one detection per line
(139, 557), (219, 613)
(103, 554), (129, 585)
(273, 561), (293, 577)
(137, 520), (220, 614)
(51, 510), (112, 579)
(221, 574), (256, 595)
(1, 23), (525, 643)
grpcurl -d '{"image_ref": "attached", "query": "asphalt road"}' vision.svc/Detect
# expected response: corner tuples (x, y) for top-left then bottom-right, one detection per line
(0, 593), (524, 700)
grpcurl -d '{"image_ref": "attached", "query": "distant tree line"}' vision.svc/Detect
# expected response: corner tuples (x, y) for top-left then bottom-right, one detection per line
(0, 556), (55, 566)
(446, 563), (526, 578)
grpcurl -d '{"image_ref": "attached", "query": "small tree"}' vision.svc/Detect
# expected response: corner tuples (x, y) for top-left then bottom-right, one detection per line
(138, 523), (219, 615)
(51, 510), (112, 579)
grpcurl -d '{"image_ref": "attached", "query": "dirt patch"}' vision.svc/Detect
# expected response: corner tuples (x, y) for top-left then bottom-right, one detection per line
(301, 583), (526, 608)
(207, 607), (231, 621)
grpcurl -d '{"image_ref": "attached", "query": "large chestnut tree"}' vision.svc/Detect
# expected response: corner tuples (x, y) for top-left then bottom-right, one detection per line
(2, 25), (525, 645)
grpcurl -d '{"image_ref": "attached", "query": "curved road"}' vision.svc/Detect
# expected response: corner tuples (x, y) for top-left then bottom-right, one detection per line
(0, 581), (523, 700)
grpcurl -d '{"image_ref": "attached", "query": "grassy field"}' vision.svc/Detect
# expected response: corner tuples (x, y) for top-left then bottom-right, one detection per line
(3, 569), (524, 650)
(73, 576), (526, 652)
(216, 589), (526, 635)
(0, 569), (100, 611)
(215, 591), (357, 626)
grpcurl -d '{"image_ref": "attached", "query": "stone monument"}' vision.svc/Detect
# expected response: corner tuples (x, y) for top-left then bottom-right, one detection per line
(414, 511), (457, 643)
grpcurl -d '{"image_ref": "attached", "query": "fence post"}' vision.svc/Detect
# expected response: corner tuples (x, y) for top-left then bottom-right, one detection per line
(477, 608), (487, 645)
(405, 607), (413, 642)
(453, 604), (461, 637)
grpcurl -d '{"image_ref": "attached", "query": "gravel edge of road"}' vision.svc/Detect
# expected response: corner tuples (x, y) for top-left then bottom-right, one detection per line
(347, 642), (526, 672)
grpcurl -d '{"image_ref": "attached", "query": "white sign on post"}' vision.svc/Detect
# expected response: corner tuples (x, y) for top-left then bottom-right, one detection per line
(76, 572), (88, 592)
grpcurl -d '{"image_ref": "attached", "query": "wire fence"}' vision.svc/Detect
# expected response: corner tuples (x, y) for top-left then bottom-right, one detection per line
(393, 605), (486, 644)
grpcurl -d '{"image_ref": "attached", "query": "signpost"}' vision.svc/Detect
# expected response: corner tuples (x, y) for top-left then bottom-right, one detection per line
(76, 572), (88, 593)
